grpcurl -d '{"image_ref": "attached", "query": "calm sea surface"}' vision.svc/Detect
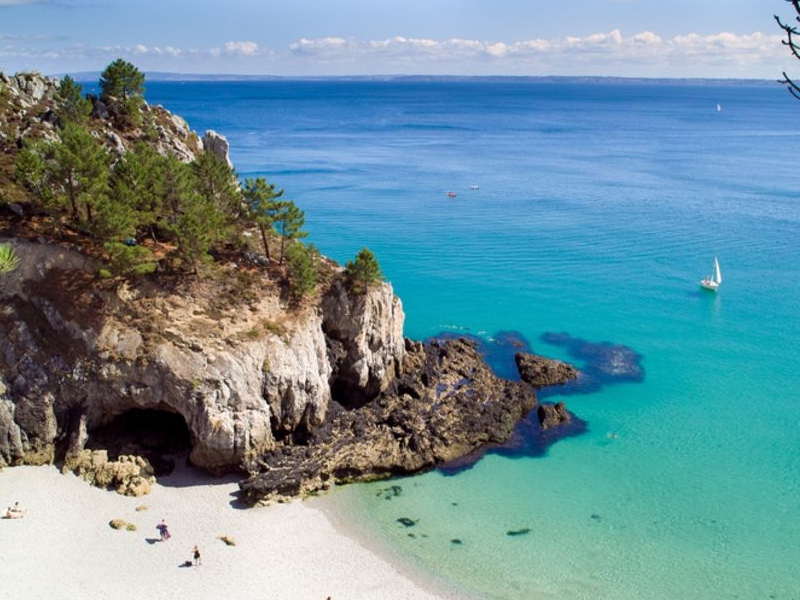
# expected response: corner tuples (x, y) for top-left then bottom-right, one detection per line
(145, 79), (800, 600)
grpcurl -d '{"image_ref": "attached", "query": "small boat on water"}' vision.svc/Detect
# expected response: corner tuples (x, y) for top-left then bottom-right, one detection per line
(700, 256), (722, 291)
(446, 191), (457, 198)
(470, 184), (479, 190)
(716, 103), (722, 112)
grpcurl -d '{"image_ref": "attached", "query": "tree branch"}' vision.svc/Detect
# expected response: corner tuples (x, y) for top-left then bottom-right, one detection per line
(779, 71), (800, 100)
(776, 1), (800, 99)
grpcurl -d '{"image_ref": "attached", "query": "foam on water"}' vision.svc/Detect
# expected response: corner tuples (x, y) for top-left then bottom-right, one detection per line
(145, 79), (800, 599)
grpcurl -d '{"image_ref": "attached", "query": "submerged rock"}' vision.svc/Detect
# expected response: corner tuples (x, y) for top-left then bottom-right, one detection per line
(540, 332), (645, 394)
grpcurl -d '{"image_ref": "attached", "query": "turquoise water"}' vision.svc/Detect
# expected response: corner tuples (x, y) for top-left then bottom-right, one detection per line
(146, 79), (800, 599)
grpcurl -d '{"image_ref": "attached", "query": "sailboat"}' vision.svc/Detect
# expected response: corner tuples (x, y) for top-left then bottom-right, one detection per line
(700, 256), (722, 291)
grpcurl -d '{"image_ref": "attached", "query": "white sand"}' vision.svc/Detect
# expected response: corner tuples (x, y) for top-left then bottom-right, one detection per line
(0, 465), (455, 600)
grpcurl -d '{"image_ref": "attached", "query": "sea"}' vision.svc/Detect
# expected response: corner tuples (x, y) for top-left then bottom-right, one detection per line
(141, 78), (800, 600)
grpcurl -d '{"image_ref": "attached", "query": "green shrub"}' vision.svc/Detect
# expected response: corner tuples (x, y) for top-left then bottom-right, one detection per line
(103, 241), (157, 277)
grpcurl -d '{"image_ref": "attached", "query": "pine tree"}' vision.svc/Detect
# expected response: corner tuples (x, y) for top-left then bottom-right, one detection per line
(192, 151), (242, 226)
(107, 143), (167, 241)
(286, 242), (318, 303)
(99, 58), (145, 101)
(243, 176), (284, 262)
(345, 247), (384, 294)
(54, 75), (91, 125)
(99, 59), (145, 128)
(15, 141), (56, 212)
(16, 124), (110, 229)
(275, 200), (308, 264)
(53, 122), (111, 227)
(150, 156), (225, 270)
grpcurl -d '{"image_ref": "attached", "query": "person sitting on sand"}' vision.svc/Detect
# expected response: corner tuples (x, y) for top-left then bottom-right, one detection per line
(5, 502), (25, 519)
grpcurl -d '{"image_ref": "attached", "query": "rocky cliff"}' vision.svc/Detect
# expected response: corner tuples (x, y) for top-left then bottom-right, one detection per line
(0, 70), (577, 502)
(0, 71), (229, 205)
(0, 238), (406, 476)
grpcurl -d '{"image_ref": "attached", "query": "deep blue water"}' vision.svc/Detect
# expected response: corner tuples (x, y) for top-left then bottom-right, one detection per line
(145, 79), (800, 600)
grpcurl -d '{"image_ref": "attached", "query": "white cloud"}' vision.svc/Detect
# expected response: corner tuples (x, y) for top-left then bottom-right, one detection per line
(223, 41), (259, 56)
(0, 30), (787, 78)
(284, 30), (785, 76)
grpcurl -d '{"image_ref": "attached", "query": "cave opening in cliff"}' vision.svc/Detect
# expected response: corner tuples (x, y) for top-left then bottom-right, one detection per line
(85, 408), (192, 476)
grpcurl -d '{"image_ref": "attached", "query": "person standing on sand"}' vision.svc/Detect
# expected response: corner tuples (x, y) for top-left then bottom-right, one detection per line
(192, 545), (201, 566)
(156, 519), (171, 541)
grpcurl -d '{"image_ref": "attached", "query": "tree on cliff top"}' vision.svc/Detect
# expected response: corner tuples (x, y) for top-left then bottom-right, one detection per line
(16, 122), (111, 227)
(345, 247), (384, 294)
(99, 59), (145, 101)
(776, 0), (800, 99)
(243, 176), (284, 263)
(99, 59), (145, 128)
(54, 75), (91, 126)
(286, 242), (319, 303)
(275, 200), (308, 265)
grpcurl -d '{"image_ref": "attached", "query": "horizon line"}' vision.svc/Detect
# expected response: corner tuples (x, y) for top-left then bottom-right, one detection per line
(49, 71), (777, 85)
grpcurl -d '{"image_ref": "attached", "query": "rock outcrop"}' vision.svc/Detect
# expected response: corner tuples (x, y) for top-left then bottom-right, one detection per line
(63, 450), (155, 496)
(515, 352), (577, 388)
(0, 70), (203, 169)
(202, 129), (232, 168)
(322, 276), (405, 406)
(240, 338), (543, 504)
(0, 234), (575, 500)
(537, 401), (571, 430)
(0, 238), (408, 476)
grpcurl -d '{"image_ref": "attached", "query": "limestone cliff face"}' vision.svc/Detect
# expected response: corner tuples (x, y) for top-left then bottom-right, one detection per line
(0, 239), (405, 474)
(322, 275), (405, 405)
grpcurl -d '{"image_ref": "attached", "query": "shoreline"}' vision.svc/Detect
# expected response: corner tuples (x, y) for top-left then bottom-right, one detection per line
(319, 484), (489, 600)
(0, 465), (465, 600)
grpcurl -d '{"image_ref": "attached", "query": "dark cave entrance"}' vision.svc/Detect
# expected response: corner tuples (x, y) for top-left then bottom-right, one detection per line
(86, 408), (193, 476)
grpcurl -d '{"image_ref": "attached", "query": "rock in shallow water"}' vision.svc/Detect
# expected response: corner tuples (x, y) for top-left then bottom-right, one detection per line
(239, 338), (558, 505)
(515, 352), (578, 389)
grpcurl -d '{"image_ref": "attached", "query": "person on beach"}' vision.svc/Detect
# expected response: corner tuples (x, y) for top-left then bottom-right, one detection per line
(192, 545), (201, 566)
(156, 519), (171, 541)
(5, 502), (25, 519)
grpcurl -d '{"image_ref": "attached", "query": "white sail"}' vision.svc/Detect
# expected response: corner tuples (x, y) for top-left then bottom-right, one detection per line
(713, 256), (722, 285)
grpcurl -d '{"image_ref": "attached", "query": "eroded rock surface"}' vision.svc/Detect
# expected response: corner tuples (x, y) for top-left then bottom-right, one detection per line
(239, 338), (571, 505)
(0, 239), (408, 478)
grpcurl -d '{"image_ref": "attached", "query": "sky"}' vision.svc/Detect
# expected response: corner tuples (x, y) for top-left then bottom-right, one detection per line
(0, 0), (795, 78)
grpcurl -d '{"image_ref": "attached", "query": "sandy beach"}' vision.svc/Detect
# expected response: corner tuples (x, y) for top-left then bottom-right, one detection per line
(0, 465), (454, 600)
